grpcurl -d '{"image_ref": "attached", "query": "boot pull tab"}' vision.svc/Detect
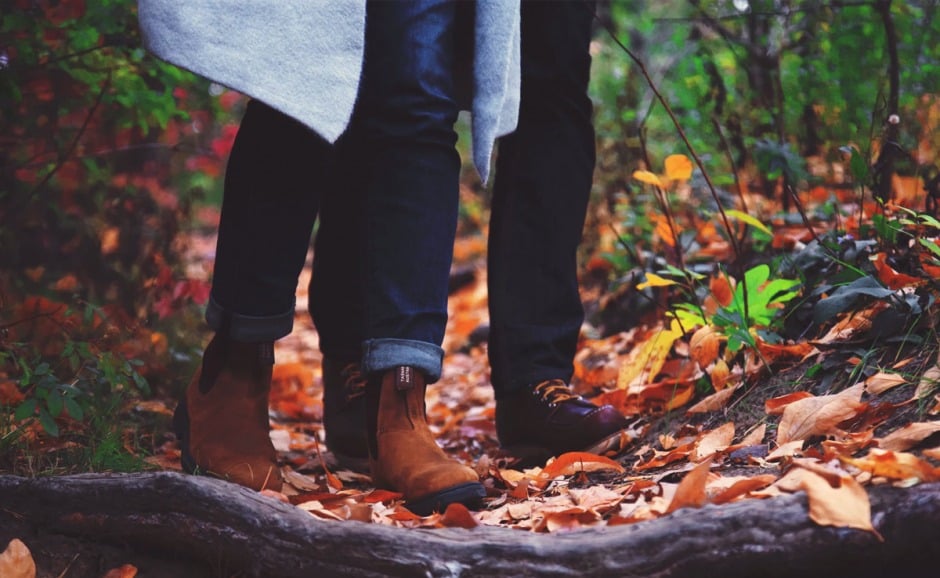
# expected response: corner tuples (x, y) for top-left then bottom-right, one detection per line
(394, 366), (414, 391)
(258, 342), (275, 366)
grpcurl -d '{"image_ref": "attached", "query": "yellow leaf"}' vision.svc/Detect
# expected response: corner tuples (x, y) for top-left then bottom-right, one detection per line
(617, 320), (684, 389)
(725, 209), (772, 236)
(664, 154), (693, 181)
(877, 421), (940, 452)
(775, 383), (866, 445)
(633, 170), (663, 187)
(0, 539), (35, 578)
(636, 272), (678, 291)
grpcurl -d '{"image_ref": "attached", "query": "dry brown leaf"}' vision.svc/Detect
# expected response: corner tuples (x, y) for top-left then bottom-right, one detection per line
(915, 363), (940, 400)
(101, 565), (138, 578)
(821, 430), (875, 459)
(666, 457), (712, 513)
(865, 372), (908, 395)
(775, 383), (865, 445)
(774, 468), (879, 537)
(710, 474), (777, 504)
(924, 447), (940, 460)
(692, 422), (735, 462)
(686, 384), (737, 414)
(813, 301), (889, 344)
(0, 539), (35, 578)
(766, 440), (805, 461)
(689, 325), (721, 368)
(736, 423), (767, 448)
(877, 421), (940, 452)
(841, 448), (940, 483)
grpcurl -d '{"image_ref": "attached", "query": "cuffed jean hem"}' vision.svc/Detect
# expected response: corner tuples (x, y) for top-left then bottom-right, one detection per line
(361, 338), (444, 383)
(205, 296), (294, 342)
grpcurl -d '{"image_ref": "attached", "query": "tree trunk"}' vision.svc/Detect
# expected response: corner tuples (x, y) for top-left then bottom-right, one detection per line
(1, 472), (938, 578)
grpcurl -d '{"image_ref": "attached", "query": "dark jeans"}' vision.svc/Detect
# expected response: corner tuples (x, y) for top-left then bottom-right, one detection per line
(208, 0), (460, 381)
(487, 0), (597, 397)
(309, 0), (597, 396)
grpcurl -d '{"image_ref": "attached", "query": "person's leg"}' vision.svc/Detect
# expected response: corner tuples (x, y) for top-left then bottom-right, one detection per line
(309, 134), (369, 467)
(175, 100), (328, 491)
(488, 0), (628, 462)
(349, 0), (483, 515)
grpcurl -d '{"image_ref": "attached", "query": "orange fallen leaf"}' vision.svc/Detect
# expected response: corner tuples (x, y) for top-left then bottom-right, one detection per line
(686, 384), (737, 414)
(101, 565), (138, 578)
(821, 430), (875, 459)
(776, 383), (866, 445)
(765, 391), (814, 415)
(841, 448), (940, 483)
(709, 275), (734, 307)
(664, 154), (693, 181)
(666, 457), (713, 513)
(440, 502), (479, 529)
(877, 421), (940, 452)
(871, 252), (924, 290)
(692, 422), (735, 462)
(364, 489), (404, 504)
(689, 325), (721, 368)
(540, 452), (624, 479)
(0, 539), (35, 578)
(775, 468), (880, 538)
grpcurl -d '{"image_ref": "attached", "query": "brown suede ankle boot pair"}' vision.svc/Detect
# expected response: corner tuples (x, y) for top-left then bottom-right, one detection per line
(173, 334), (282, 492)
(365, 366), (485, 516)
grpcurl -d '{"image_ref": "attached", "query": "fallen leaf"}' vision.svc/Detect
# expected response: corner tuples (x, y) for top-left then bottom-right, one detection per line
(775, 468), (879, 537)
(440, 502), (479, 529)
(686, 384), (737, 414)
(689, 325), (721, 368)
(877, 421), (940, 452)
(0, 539), (35, 578)
(776, 383), (865, 445)
(540, 452), (625, 479)
(765, 391), (814, 415)
(692, 422), (735, 462)
(710, 474), (777, 504)
(735, 423), (767, 449)
(841, 448), (940, 483)
(101, 564), (138, 578)
(871, 252), (924, 290)
(865, 371), (908, 395)
(666, 457), (713, 513)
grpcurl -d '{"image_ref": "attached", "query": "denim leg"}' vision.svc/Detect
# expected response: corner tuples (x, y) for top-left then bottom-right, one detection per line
(309, 133), (365, 361)
(488, 0), (596, 396)
(208, 100), (327, 342)
(351, 0), (460, 383)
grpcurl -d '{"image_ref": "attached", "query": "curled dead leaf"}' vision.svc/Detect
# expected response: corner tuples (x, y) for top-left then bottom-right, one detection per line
(877, 421), (940, 452)
(689, 325), (721, 368)
(774, 468), (880, 538)
(101, 564), (138, 578)
(540, 452), (625, 479)
(0, 539), (35, 578)
(775, 383), (865, 445)
(666, 457), (713, 513)
(686, 384), (737, 414)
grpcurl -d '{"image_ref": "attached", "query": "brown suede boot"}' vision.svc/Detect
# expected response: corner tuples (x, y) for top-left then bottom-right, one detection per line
(367, 366), (485, 516)
(173, 335), (282, 492)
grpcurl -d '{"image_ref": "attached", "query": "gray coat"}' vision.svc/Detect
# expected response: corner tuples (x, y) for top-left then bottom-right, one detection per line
(137, 0), (520, 182)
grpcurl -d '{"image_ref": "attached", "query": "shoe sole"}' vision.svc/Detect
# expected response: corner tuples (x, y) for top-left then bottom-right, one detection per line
(503, 429), (630, 468)
(405, 481), (487, 517)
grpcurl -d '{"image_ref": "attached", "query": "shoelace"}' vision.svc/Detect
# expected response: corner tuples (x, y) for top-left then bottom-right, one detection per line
(532, 379), (579, 404)
(340, 363), (368, 402)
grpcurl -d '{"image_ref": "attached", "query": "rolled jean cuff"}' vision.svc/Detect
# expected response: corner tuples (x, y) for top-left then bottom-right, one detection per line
(361, 338), (444, 382)
(205, 296), (294, 342)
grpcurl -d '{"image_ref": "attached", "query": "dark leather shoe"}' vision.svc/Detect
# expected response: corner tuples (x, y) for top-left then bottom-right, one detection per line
(322, 358), (369, 470)
(495, 379), (630, 465)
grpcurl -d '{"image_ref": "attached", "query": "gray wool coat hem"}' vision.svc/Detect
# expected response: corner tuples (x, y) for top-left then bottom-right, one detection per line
(137, 0), (520, 183)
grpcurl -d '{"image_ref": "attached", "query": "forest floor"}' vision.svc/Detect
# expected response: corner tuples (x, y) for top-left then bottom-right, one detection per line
(3, 177), (940, 577)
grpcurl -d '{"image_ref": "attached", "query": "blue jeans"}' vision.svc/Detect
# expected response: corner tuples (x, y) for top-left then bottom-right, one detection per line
(208, 0), (460, 382)
(309, 0), (596, 396)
